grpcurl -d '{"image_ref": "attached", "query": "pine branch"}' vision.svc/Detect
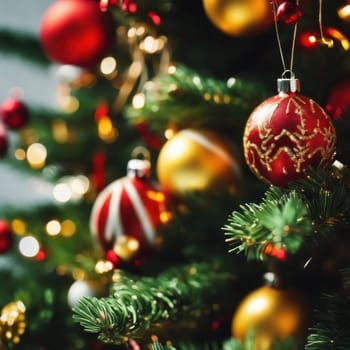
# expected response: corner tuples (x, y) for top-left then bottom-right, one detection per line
(222, 165), (350, 261)
(124, 64), (266, 135)
(222, 187), (312, 261)
(341, 268), (350, 290)
(305, 293), (350, 350)
(152, 341), (177, 350)
(72, 263), (234, 345)
(0, 28), (50, 67)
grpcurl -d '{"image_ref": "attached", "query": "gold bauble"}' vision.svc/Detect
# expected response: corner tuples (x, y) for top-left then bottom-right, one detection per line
(156, 129), (241, 196)
(232, 285), (309, 349)
(202, 0), (273, 37)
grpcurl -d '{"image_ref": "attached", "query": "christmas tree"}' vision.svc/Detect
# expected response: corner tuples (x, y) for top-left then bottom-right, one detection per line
(1, 0), (350, 349)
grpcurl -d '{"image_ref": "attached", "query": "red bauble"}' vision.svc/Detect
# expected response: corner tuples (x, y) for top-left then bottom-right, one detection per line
(0, 123), (9, 158)
(0, 98), (29, 130)
(40, 0), (115, 67)
(90, 158), (166, 260)
(277, 1), (302, 25)
(326, 80), (350, 120)
(0, 220), (13, 254)
(243, 79), (336, 187)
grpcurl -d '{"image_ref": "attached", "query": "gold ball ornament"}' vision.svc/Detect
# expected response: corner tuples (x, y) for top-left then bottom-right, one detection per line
(156, 129), (242, 197)
(232, 284), (309, 349)
(202, 0), (274, 37)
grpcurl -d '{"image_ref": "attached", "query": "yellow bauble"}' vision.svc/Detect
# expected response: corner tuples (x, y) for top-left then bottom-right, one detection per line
(202, 0), (273, 37)
(232, 285), (309, 350)
(156, 129), (241, 196)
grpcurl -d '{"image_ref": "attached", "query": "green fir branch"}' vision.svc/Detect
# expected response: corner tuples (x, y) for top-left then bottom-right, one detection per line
(72, 263), (234, 345)
(305, 293), (350, 350)
(287, 165), (350, 237)
(222, 187), (312, 260)
(223, 165), (350, 261)
(341, 268), (350, 291)
(124, 64), (266, 134)
(152, 341), (177, 350)
(0, 28), (50, 67)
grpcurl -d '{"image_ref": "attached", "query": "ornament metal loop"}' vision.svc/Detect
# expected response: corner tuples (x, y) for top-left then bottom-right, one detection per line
(131, 146), (150, 161)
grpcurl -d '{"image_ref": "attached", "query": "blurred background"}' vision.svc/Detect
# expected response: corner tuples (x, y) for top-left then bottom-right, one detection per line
(0, 0), (56, 208)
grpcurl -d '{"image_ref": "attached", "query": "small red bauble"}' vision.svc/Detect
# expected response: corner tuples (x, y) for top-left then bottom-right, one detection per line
(0, 220), (13, 254)
(0, 98), (29, 130)
(277, 1), (302, 25)
(90, 158), (165, 260)
(326, 80), (350, 120)
(243, 77), (336, 187)
(0, 123), (9, 158)
(40, 0), (115, 67)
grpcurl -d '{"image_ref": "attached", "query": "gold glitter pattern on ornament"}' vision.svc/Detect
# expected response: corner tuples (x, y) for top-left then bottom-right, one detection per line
(243, 93), (336, 186)
(0, 301), (27, 345)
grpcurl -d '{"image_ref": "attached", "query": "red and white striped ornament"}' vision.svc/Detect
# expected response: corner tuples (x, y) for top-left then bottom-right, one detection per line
(90, 158), (165, 260)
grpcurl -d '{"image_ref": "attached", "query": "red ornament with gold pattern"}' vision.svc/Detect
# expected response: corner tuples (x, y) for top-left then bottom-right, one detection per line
(243, 73), (336, 187)
(90, 156), (167, 263)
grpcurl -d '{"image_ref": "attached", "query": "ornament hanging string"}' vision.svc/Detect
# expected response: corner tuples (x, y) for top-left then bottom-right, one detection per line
(270, 0), (300, 75)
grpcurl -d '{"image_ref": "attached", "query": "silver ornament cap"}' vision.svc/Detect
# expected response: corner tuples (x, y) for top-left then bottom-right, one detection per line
(277, 70), (300, 93)
(127, 158), (151, 179)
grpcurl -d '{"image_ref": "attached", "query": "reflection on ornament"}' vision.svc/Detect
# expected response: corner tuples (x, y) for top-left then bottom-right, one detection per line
(232, 279), (308, 349)
(243, 77), (336, 187)
(276, 1), (302, 25)
(202, 0), (273, 37)
(0, 301), (26, 345)
(157, 128), (242, 196)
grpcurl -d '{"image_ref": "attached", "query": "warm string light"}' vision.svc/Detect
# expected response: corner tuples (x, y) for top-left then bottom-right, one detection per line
(53, 175), (90, 203)
(94, 103), (118, 143)
(104, 21), (170, 117)
(338, 1), (350, 21)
